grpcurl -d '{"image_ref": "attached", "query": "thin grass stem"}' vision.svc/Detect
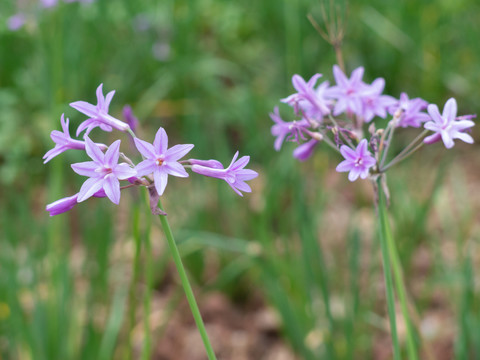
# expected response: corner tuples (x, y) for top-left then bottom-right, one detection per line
(377, 178), (402, 360)
(141, 199), (154, 360)
(126, 203), (142, 360)
(377, 178), (419, 360)
(157, 199), (217, 360)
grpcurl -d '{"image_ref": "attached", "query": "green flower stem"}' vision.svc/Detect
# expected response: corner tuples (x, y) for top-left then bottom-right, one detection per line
(141, 197), (154, 360)
(127, 202), (142, 360)
(157, 199), (217, 360)
(377, 179), (401, 360)
(377, 178), (419, 360)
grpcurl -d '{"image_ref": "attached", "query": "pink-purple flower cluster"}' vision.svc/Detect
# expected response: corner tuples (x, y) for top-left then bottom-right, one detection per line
(45, 84), (258, 216)
(272, 65), (476, 182)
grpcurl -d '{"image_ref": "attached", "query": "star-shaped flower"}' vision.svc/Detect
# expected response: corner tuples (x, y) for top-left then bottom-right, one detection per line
(423, 98), (475, 149)
(134, 127), (194, 196)
(336, 139), (377, 181)
(281, 74), (331, 119)
(70, 84), (130, 136)
(328, 65), (369, 116)
(388, 92), (430, 128)
(191, 152), (258, 196)
(43, 114), (107, 163)
(71, 137), (136, 204)
(270, 107), (309, 151)
(359, 78), (397, 123)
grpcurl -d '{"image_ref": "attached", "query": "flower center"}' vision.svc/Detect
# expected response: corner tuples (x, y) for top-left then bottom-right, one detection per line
(96, 166), (113, 175)
(354, 158), (363, 167)
(155, 157), (164, 166)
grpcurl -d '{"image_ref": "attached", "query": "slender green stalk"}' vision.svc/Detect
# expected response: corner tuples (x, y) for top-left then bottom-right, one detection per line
(377, 180), (402, 360)
(385, 228), (419, 360)
(141, 194), (154, 360)
(377, 178), (419, 360)
(157, 200), (217, 360)
(127, 203), (142, 360)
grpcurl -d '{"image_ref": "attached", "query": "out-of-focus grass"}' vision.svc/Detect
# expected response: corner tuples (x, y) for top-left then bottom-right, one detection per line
(1, 0), (480, 359)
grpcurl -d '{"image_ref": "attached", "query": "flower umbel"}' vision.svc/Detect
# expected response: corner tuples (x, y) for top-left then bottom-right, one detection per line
(192, 151), (258, 196)
(336, 139), (377, 181)
(134, 127), (194, 196)
(71, 137), (136, 204)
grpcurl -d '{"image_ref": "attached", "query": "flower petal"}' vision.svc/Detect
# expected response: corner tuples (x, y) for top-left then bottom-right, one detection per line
(70, 101), (98, 118)
(427, 104), (443, 125)
(339, 145), (357, 161)
(441, 131), (455, 149)
(232, 180), (251, 193)
(348, 168), (361, 182)
(43, 146), (64, 164)
(104, 140), (121, 167)
(442, 98), (457, 121)
(153, 169), (168, 196)
(332, 65), (348, 87)
(164, 161), (189, 177)
(103, 174), (120, 204)
(453, 132), (474, 144)
(165, 144), (194, 161)
(154, 127), (168, 154)
(104, 90), (115, 110)
(134, 137), (157, 159)
(96, 84), (105, 109)
(78, 177), (104, 202)
(135, 159), (156, 177)
(84, 136), (105, 163)
(231, 155), (250, 171)
(114, 163), (137, 179)
(71, 161), (100, 177)
(336, 160), (352, 173)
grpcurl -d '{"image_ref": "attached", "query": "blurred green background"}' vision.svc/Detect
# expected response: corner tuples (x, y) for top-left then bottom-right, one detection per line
(1, 0), (479, 359)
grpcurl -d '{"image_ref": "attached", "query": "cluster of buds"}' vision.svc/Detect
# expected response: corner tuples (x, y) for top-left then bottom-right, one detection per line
(7, 0), (93, 31)
(271, 65), (476, 182)
(45, 84), (258, 216)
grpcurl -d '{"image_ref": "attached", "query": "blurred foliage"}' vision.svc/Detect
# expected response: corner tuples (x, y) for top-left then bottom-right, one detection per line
(0, 0), (480, 359)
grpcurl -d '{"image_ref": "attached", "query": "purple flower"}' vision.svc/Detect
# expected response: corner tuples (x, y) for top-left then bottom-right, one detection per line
(359, 78), (397, 123)
(46, 189), (106, 216)
(336, 139), (377, 181)
(328, 65), (369, 117)
(7, 13), (26, 31)
(71, 137), (136, 204)
(423, 98), (475, 149)
(388, 93), (430, 128)
(270, 107), (309, 151)
(191, 152), (258, 196)
(293, 139), (319, 162)
(134, 127), (194, 196)
(43, 114), (107, 163)
(281, 74), (331, 120)
(70, 84), (130, 136)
